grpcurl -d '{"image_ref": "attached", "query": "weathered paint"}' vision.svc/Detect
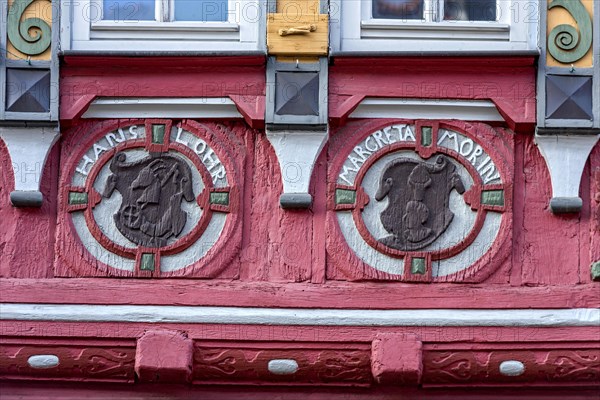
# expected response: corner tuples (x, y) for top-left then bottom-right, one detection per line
(1, 50), (599, 396)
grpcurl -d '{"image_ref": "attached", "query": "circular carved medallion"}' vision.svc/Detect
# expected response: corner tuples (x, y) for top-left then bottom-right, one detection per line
(60, 120), (240, 277)
(330, 122), (512, 282)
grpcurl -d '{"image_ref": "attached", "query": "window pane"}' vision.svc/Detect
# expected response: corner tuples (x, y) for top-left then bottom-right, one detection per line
(444, 0), (497, 21)
(373, 0), (423, 20)
(174, 0), (228, 22)
(103, 0), (155, 21)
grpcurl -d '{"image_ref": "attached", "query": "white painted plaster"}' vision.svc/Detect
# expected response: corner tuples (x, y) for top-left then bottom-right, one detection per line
(160, 213), (226, 272)
(266, 129), (328, 195)
(72, 212), (136, 271)
(499, 360), (526, 377)
(1, 304), (598, 327)
(27, 355), (60, 369)
(337, 211), (405, 275)
(535, 134), (600, 198)
(268, 359), (299, 375)
(433, 212), (501, 277)
(0, 126), (60, 192)
(350, 99), (504, 121)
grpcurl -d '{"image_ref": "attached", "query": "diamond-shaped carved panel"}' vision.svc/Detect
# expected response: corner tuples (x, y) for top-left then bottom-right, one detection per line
(275, 71), (320, 116)
(5, 68), (51, 113)
(546, 75), (593, 120)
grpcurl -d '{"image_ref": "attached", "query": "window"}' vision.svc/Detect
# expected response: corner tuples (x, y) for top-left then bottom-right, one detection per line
(62, 0), (264, 52)
(330, 0), (537, 53)
(102, 0), (229, 22)
(372, 0), (497, 22)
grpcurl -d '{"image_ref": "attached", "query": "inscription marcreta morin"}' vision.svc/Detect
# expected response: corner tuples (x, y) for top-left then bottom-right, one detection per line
(337, 125), (500, 186)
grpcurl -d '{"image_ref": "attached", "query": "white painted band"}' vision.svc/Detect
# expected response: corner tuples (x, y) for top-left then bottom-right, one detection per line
(1, 304), (598, 327)
(81, 98), (243, 119)
(27, 355), (60, 369)
(268, 359), (299, 375)
(349, 98), (504, 121)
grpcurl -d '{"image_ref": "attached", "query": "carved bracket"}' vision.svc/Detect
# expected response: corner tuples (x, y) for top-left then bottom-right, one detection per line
(0, 125), (59, 207)
(266, 129), (328, 209)
(535, 130), (600, 213)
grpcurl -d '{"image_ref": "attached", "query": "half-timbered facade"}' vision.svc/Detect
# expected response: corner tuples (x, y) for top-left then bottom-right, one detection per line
(1, 0), (599, 398)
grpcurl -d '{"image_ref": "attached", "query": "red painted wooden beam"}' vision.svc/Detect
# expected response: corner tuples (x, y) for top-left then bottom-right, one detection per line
(1, 279), (598, 309)
(329, 56), (536, 133)
(60, 56), (267, 128)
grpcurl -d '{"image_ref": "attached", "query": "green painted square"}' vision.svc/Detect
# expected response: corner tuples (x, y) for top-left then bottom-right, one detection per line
(210, 192), (230, 206)
(481, 190), (505, 207)
(421, 127), (433, 147)
(152, 124), (166, 144)
(411, 258), (426, 275)
(591, 261), (600, 282)
(335, 189), (356, 205)
(140, 253), (155, 271)
(68, 192), (88, 205)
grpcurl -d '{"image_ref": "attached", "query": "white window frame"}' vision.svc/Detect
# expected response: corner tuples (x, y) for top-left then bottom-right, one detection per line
(330, 0), (538, 54)
(61, 0), (264, 52)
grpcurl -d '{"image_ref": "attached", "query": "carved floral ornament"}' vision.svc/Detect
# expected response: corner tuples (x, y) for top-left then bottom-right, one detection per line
(328, 122), (513, 282)
(57, 120), (241, 277)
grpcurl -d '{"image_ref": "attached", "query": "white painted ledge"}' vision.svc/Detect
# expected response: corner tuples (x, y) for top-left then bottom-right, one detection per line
(349, 98), (504, 121)
(81, 98), (243, 119)
(360, 21), (510, 41)
(1, 304), (598, 327)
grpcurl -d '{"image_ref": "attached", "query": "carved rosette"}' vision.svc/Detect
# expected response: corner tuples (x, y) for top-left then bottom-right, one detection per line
(327, 121), (513, 282)
(56, 120), (244, 278)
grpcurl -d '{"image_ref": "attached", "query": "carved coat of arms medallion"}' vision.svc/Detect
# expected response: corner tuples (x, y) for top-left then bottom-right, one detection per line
(329, 122), (513, 282)
(58, 120), (241, 277)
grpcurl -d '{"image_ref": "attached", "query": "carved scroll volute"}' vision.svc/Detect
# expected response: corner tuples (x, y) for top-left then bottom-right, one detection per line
(7, 0), (52, 56)
(547, 0), (593, 64)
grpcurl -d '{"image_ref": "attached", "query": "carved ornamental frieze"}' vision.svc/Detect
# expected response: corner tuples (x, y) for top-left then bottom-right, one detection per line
(56, 120), (243, 277)
(327, 121), (513, 282)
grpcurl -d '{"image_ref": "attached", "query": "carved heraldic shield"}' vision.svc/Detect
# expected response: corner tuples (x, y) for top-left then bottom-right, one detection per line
(375, 155), (465, 251)
(102, 152), (195, 248)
